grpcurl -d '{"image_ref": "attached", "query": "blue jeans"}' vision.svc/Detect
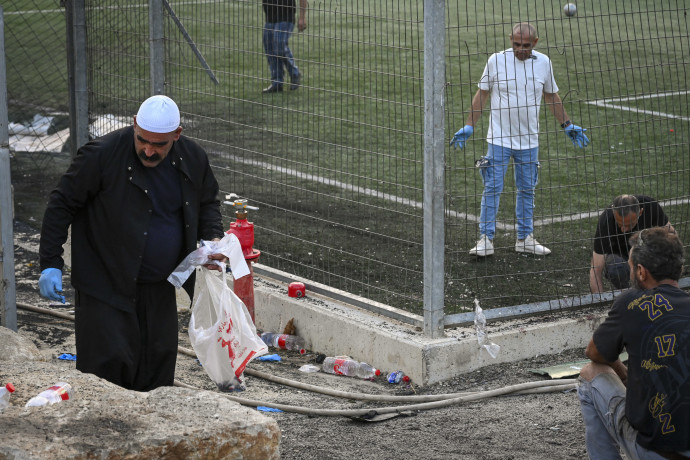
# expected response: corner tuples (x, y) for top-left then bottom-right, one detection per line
(263, 21), (300, 86)
(478, 144), (539, 240)
(577, 374), (690, 460)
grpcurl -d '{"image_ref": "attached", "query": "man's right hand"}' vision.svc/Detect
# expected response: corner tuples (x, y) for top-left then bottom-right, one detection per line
(38, 268), (66, 303)
(450, 125), (474, 149)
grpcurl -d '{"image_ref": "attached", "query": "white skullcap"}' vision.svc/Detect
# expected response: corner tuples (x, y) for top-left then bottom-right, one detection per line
(136, 95), (180, 133)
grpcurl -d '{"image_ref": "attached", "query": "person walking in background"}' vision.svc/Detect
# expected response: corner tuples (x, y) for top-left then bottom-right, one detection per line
(38, 95), (227, 391)
(590, 194), (674, 293)
(451, 22), (590, 257)
(578, 228), (690, 459)
(262, 0), (308, 93)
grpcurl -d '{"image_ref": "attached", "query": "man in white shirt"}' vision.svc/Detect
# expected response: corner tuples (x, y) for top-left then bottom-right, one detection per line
(451, 22), (590, 257)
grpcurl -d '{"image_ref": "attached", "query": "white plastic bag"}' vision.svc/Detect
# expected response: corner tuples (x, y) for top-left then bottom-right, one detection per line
(189, 269), (268, 391)
(167, 233), (249, 289)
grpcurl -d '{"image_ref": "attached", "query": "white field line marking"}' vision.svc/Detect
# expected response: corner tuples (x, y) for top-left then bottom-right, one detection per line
(224, 152), (497, 227)
(586, 90), (690, 122)
(223, 153), (690, 228)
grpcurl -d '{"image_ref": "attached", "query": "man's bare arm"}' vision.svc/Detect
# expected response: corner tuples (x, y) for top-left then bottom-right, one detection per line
(544, 92), (570, 126)
(298, 0), (307, 32)
(589, 252), (606, 293)
(464, 89), (490, 127)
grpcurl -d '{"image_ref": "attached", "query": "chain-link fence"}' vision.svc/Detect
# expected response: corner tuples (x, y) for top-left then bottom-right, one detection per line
(6, 0), (690, 323)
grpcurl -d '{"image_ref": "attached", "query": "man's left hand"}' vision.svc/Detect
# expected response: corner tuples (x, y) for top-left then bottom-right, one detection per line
(564, 124), (590, 148)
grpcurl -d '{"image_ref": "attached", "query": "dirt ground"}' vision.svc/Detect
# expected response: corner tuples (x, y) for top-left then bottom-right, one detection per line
(9, 219), (589, 460)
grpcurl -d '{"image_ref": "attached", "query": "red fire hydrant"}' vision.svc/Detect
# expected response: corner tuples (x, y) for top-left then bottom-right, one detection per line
(225, 197), (260, 323)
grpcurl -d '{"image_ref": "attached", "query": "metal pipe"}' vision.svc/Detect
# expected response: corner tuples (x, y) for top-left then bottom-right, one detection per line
(0, 5), (17, 331)
(422, 0), (447, 338)
(149, 0), (165, 95)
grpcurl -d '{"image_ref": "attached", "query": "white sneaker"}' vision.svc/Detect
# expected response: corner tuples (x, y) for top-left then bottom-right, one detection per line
(515, 234), (551, 255)
(470, 235), (494, 256)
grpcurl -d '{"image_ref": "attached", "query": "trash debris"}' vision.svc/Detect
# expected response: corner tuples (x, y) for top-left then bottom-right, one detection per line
(257, 354), (282, 362)
(260, 332), (306, 354)
(283, 318), (296, 335)
(9, 114), (54, 136)
(387, 370), (410, 384)
(57, 353), (76, 361)
(257, 406), (283, 413)
(288, 282), (306, 298)
(88, 114), (131, 139)
(529, 352), (629, 379)
(322, 356), (380, 379)
(25, 382), (73, 407)
(474, 299), (500, 358)
(0, 383), (15, 412)
(298, 364), (320, 373)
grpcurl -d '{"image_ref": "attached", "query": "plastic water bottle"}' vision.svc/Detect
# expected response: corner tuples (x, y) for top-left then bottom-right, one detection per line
(387, 370), (404, 383)
(387, 371), (410, 384)
(25, 382), (73, 407)
(260, 332), (306, 354)
(322, 357), (381, 379)
(0, 383), (15, 412)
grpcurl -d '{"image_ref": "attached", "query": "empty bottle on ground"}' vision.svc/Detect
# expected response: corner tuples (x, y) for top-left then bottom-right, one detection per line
(386, 370), (410, 384)
(25, 382), (73, 407)
(322, 357), (380, 379)
(0, 383), (15, 412)
(260, 332), (306, 354)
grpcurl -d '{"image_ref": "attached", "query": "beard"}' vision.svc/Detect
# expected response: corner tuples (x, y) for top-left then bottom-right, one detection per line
(631, 271), (643, 290)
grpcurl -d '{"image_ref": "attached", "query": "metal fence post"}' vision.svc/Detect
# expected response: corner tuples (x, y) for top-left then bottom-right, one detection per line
(0, 6), (17, 331)
(150, 0), (165, 95)
(423, 0), (446, 338)
(66, 0), (89, 156)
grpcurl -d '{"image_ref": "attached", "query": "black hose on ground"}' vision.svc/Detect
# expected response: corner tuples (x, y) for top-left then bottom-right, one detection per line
(178, 345), (577, 403)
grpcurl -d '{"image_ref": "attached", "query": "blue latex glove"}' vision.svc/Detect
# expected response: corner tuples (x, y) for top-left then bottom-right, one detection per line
(450, 125), (474, 149)
(564, 124), (589, 148)
(38, 268), (66, 303)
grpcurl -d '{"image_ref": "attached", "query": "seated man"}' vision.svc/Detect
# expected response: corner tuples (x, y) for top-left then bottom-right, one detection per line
(590, 194), (673, 293)
(578, 228), (690, 459)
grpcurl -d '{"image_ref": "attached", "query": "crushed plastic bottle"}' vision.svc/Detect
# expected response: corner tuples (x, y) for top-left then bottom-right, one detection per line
(387, 370), (411, 384)
(260, 332), (306, 354)
(25, 382), (73, 407)
(322, 357), (381, 379)
(474, 298), (500, 358)
(0, 383), (15, 412)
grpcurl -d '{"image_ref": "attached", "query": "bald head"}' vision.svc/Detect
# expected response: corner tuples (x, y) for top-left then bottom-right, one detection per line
(512, 22), (538, 41)
(510, 22), (539, 60)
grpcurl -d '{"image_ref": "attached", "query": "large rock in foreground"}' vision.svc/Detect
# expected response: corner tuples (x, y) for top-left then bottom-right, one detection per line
(0, 327), (280, 460)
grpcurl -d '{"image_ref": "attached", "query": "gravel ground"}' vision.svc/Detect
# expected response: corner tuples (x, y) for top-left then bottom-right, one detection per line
(9, 220), (590, 459)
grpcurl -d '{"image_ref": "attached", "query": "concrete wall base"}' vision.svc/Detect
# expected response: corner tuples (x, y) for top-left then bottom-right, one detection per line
(177, 266), (608, 385)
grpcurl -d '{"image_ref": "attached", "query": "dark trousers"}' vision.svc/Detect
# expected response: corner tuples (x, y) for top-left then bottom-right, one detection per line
(74, 281), (178, 391)
(603, 254), (631, 290)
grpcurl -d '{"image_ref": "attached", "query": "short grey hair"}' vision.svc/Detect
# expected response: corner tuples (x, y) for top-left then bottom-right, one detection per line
(612, 194), (640, 218)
